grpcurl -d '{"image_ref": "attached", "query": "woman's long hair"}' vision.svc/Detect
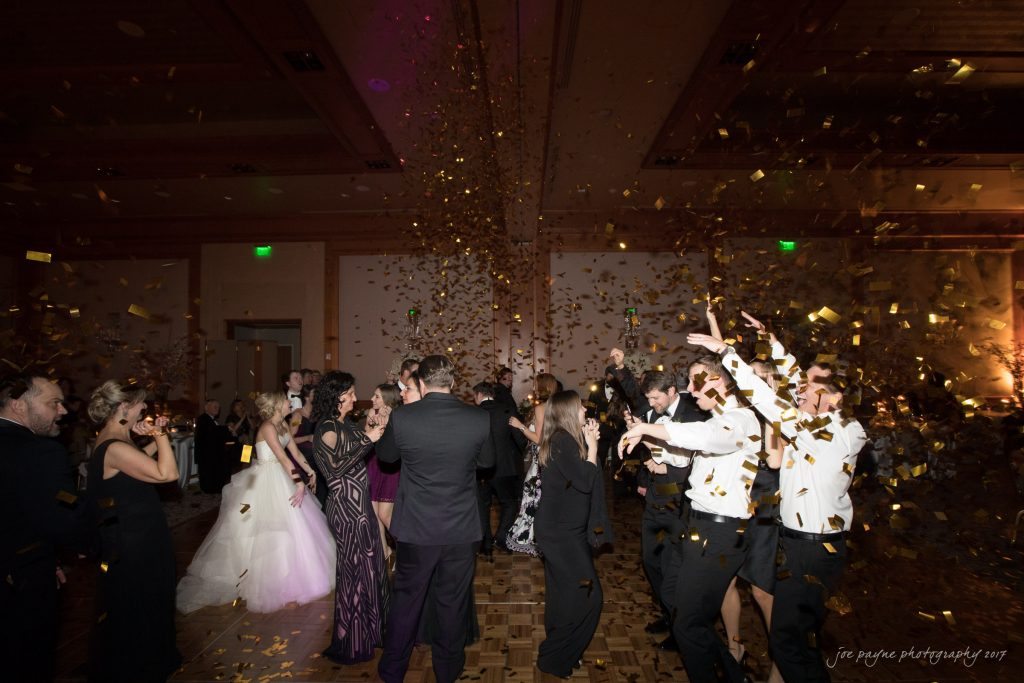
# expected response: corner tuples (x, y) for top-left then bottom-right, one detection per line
(312, 371), (355, 423)
(376, 383), (401, 410)
(538, 390), (585, 467)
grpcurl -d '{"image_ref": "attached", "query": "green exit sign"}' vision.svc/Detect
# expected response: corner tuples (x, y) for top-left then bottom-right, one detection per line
(777, 240), (797, 252)
(254, 245), (272, 258)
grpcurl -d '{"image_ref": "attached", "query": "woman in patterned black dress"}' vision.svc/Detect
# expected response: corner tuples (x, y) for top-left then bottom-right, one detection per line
(311, 371), (390, 664)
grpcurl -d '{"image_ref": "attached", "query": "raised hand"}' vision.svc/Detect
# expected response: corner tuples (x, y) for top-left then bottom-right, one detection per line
(687, 332), (728, 354)
(740, 311), (777, 344)
(705, 297), (723, 341)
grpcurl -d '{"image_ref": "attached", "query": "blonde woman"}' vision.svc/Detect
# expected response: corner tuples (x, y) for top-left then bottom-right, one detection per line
(176, 392), (335, 614)
(86, 380), (181, 682)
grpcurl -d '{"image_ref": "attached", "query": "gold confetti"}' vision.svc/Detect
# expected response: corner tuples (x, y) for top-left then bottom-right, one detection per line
(823, 542), (837, 554)
(99, 561), (109, 573)
(239, 504), (250, 514)
(127, 304), (150, 319)
(55, 490), (77, 505)
(942, 610), (956, 625)
(25, 250), (52, 263)
(240, 445), (252, 463)
(750, 169), (765, 182)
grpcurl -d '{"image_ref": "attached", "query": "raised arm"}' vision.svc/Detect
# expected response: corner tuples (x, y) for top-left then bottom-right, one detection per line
(317, 419), (380, 474)
(105, 417), (178, 484)
(608, 348), (649, 415)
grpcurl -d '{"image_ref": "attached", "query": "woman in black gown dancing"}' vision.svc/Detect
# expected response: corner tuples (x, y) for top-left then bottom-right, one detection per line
(86, 380), (181, 682)
(534, 390), (610, 678)
(311, 371), (390, 664)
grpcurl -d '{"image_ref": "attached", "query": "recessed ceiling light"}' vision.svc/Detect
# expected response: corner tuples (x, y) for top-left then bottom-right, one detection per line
(116, 20), (145, 38)
(355, 185), (370, 192)
(340, 193), (350, 198)
(224, 195), (233, 200)
(368, 78), (391, 92)
(267, 187), (283, 194)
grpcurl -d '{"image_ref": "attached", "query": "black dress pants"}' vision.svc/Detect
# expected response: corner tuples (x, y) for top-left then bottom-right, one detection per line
(641, 502), (686, 617)
(379, 541), (476, 683)
(770, 533), (847, 683)
(0, 560), (58, 683)
(477, 475), (521, 551)
(537, 534), (602, 677)
(670, 515), (749, 683)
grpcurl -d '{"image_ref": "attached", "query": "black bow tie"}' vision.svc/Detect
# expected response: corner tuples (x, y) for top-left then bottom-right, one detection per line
(652, 411), (668, 420)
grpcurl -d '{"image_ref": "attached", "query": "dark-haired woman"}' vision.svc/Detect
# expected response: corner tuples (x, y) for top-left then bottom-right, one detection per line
(534, 390), (610, 678)
(87, 380), (181, 682)
(311, 371), (390, 664)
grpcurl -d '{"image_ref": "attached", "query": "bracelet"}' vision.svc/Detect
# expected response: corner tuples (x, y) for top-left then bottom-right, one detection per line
(152, 431), (168, 438)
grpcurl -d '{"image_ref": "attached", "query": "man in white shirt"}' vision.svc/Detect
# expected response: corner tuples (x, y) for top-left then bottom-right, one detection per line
(622, 354), (761, 683)
(688, 330), (867, 683)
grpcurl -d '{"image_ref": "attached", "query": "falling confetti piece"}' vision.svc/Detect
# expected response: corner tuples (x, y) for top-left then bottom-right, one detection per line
(127, 304), (151, 319)
(750, 169), (765, 182)
(25, 250), (52, 263)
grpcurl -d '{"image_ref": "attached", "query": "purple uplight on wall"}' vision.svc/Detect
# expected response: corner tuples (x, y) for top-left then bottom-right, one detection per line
(368, 78), (391, 93)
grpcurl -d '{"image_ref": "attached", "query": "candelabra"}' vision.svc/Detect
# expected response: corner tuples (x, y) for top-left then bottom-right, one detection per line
(623, 306), (640, 349)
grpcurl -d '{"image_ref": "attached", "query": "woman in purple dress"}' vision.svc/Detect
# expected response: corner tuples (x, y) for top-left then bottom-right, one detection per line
(311, 371), (390, 664)
(364, 383), (402, 562)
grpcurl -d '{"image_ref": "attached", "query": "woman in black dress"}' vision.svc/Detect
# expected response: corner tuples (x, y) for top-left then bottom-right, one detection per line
(86, 380), (181, 682)
(534, 390), (609, 678)
(311, 371), (390, 664)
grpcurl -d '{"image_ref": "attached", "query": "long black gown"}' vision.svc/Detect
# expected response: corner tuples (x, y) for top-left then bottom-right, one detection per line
(312, 418), (390, 664)
(88, 440), (181, 682)
(535, 430), (604, 678)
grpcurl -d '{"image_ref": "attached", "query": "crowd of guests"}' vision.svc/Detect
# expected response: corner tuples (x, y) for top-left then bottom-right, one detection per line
(3, 303), (879, 683)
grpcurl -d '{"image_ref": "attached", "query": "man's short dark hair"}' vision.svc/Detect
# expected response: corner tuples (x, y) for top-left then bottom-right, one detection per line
(497, 367), (512, 380)
(689, 354), (726, 380)
(473, 382), (495, 398)
(0, 373), (42, 410)
(283, 369), (300, 386)
(418, 355), (455, 388)
(400, 358), (420, 374)
(641, 371), (676, 395)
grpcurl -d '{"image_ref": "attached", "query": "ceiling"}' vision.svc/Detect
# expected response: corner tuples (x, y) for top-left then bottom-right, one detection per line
(2, 0), (1024, 244)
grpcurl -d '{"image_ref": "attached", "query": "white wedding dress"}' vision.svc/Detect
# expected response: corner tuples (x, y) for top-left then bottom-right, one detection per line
(176, 432), (336, 614)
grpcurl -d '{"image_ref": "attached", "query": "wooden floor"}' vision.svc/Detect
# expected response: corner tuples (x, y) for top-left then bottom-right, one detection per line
(52, 473), (1021, 682)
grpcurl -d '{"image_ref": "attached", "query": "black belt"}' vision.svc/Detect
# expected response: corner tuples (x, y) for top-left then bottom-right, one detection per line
(780, 527), (845, 542)
(688, 508), (746, 525)
(757, 459), (772, 471)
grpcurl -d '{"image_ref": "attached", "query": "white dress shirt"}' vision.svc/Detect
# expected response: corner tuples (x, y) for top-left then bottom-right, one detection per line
(643, 396), (693, 467)
(657, 396), (761, 519)
(721, 347), (867, 533)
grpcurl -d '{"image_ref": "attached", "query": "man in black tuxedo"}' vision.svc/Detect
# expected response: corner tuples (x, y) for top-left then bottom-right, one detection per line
(473, 381), (526, 557)
(1, 373), (92, 682)
(194, 399), (228, 493)
(610, 351), (708, 650)
(493, 366), (518, 416)
(376, 356), (495, 683)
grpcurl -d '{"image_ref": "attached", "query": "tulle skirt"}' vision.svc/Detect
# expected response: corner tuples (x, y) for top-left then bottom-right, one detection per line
(176, 458), (336, 614)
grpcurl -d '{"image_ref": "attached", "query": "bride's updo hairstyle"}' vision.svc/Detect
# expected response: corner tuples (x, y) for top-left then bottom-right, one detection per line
(255, 392), (286, 421)
(87, 380), (148, 426)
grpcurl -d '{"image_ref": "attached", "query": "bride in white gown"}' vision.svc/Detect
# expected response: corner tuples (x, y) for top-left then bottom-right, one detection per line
(177, 392), (336, 614)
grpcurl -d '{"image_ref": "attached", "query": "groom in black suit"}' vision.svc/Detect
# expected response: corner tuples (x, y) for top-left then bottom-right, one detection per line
(376, 355), (495, 683)
(1, 373), (92, 683)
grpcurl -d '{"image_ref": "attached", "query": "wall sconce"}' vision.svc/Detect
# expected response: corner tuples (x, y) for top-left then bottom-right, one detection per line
(624, 306), (640, 349)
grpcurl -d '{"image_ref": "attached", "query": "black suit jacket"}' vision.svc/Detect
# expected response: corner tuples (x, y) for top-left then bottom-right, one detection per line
(638, 394), (708, 506)
(194, 413), (226, 457)
(493, 383), (519, 417)
(377, 392), (495, 545)
(478, 399), (526, 479)
(0, 419), (91, 580)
